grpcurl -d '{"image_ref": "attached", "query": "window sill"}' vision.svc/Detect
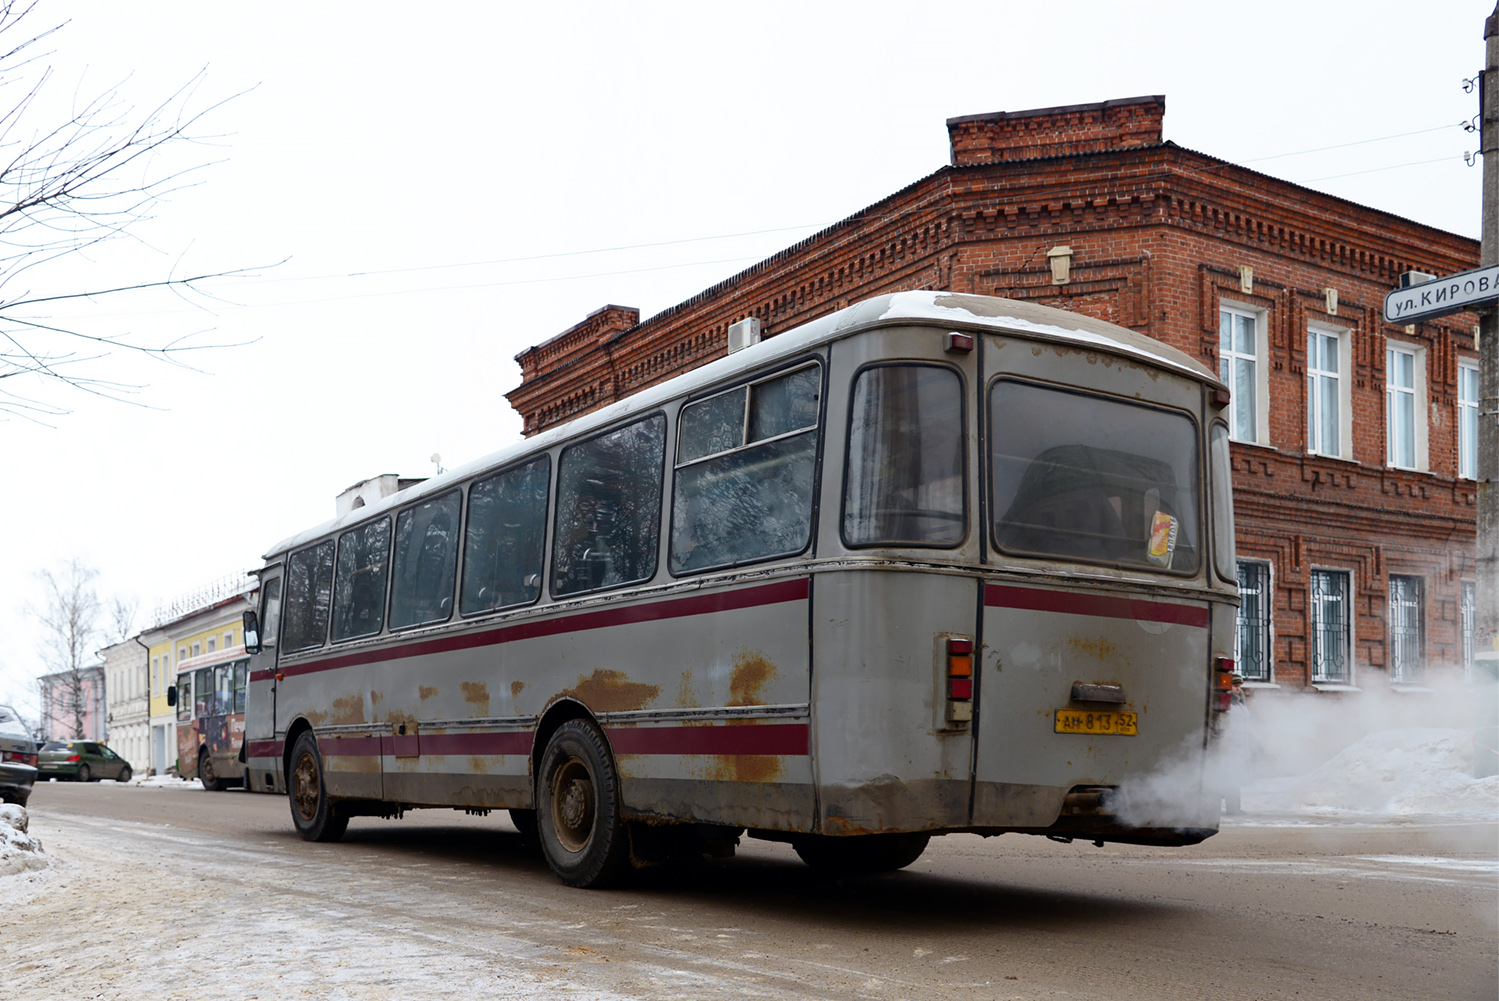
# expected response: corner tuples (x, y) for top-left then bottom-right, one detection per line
(1390, 684), (1435, 694)
(1310, 683), (1361, 693)
(1231, 440), (1277, 451)
(1306, 453), (1360, 466)
(1385, 463), (1428, 474)
(1242, 681), (1280, 689)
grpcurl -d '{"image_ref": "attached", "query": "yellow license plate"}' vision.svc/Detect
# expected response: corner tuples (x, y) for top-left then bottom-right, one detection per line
(1055, 709), (1137, 736)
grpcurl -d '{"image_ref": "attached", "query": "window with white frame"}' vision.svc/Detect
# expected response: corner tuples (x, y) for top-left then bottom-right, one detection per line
(1235, 561), (1272, 682)
(1458, 361), (1479, 479)
(1219, 306), (1264, 443)
(206, 637), (216, 654)
(1461, 580), (1476, 683)
(1309, 569), (1351, 684)
(1307, 327), (1346, 457)
(1388, 575), (1424, 684)
(1386, 344), (1425, 469)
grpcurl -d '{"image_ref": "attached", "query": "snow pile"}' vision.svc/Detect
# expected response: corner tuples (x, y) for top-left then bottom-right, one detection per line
(1243, 727), (1499, 820)
(127, 774), (203, 789)
(0, 804), (48, 877)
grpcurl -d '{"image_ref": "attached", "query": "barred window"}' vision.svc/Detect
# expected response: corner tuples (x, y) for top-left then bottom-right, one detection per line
(1309, 569), (1350, 684)
(1388, 575), (1424, 684)
(1235, 561), (1271, 682)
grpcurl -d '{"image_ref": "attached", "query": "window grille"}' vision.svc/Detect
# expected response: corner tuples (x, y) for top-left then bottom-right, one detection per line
(1235, 561), (1271, 682)
(1387, 575), (1424, 684)
(1460, 581), (1476, 683)
(1309, 569), (1350, 683)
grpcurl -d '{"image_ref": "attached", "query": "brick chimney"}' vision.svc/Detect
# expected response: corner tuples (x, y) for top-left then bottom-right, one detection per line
(947, 96), (1166, 166)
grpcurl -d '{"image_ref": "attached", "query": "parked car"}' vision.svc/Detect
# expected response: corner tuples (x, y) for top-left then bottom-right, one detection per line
(37, 740), (133, 783)
(0, 705), (38, 807)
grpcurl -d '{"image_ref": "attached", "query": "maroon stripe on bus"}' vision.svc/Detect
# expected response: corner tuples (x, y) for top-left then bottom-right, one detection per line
(253, 577), (810, 682)
(416, 732), (532, 756)
(247, 723), (808, 760)
(320, 735), (382, 756)
(607, 722), (809, 756)
(246, 740), (282, 758)
(984, 583), (1210, 628)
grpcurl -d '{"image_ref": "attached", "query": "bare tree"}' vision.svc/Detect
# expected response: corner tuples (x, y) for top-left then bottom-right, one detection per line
(0, 1), (254, 424)
(108, 594), (137, 644)
(34, 556), (99, 739)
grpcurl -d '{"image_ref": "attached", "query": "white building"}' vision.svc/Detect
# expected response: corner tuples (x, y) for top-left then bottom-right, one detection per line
(101, 638), (150, 773)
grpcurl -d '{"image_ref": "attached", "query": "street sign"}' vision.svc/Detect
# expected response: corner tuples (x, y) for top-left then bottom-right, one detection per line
(1383, 264), (1499, 323)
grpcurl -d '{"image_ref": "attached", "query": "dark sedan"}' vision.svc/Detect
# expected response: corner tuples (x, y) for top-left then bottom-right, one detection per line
(0, 705), (37, 807)
(37, 740), (133, 783)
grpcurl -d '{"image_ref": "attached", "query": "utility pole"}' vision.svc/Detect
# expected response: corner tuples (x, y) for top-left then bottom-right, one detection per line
(1477, 3), (1498, 778)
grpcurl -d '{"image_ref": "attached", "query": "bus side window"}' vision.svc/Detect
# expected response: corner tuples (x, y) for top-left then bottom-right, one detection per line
(390, 490), (462, 630)
(461, 456), (549, 615)
(281, 541), (335, 652)
(233, 660), (248, 713)
(332, 517), (392, 641)
(671, 365), (820, 574)
(194, 668), (211, 717)
(176, 678), (192, 722)
(844, 364), (966, 547)
(552, 415), (666, 597)
(260, 577), (282, 649)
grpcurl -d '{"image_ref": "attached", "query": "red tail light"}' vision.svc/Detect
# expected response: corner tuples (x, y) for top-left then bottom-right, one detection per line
(1, 750), (37, 766)
(66, 754), (81, 762)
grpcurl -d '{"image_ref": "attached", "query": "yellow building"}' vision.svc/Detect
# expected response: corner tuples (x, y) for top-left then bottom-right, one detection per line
(142, 575), (257, 776)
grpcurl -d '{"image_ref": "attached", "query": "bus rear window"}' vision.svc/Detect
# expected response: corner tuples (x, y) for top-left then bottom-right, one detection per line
(843, 364), (966, 547)
(989, 380), (1199, 573)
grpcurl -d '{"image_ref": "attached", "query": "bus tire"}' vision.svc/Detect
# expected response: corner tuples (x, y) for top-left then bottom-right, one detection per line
(793, 831), (931, 875)
(200, 750), (228, 792)
(536, 719), (630, 888)
(288, 731), (348, 843)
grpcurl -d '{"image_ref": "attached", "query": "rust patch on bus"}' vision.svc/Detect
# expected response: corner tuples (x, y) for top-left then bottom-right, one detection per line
(1067, 635), (1119, 661)
(325, 754), (380, 775)
(675, 671), (698, 709)
(460, 681), (490, 716)
(510, 680), (525, 700)
(302, 710), (328, 727)
(559, 669), (659, 713)
(370, 690), (384, 707)
(727, 652), (776, 707)
(419, 685), (439, 701)
(705, 751), (785, 784)
(330, 694), (366, 726)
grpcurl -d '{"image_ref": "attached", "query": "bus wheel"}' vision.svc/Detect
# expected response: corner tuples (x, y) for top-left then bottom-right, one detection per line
(288, 732), (348, 843)
(536, 719), (629, 888)
(793, 832), (931, 875)
(200, 750), (228, 792)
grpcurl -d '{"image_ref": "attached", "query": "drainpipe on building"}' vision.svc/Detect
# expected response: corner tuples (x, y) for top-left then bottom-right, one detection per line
(133, 634), (152, 777)
(1474, 3), (1499, 779)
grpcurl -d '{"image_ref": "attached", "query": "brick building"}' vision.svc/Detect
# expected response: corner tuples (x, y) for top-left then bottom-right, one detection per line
(507, 96), (1482, 697)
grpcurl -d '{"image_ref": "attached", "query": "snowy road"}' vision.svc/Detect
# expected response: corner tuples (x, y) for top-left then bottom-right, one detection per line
(4, 781), (1496, 1000)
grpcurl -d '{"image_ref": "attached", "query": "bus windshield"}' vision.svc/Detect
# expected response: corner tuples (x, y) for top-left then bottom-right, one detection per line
(990, 380), (1200, 573)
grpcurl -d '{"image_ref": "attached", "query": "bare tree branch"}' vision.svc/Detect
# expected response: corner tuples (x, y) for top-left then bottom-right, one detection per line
(0, 3), (258, 421)
(34, 556), (99, 739)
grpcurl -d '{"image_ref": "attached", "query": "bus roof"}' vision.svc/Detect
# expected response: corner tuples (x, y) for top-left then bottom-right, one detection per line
(263, 291), (1221, 560)
(176, 645), (249, 674)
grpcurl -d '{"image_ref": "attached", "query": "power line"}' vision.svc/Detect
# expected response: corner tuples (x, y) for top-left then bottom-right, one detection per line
(1302, 155), (1462, 182)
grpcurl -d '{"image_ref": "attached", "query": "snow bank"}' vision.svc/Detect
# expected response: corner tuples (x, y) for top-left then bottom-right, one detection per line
(1243, 727), (1499, 821)
(0, 803), (48, 877)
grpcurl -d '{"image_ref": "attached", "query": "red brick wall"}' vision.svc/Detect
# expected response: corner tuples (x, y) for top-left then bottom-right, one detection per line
(507, 98), (1480, 695)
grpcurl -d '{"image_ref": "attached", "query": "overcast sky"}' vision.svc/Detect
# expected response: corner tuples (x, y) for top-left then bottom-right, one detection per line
(0, 0), (1490, 719)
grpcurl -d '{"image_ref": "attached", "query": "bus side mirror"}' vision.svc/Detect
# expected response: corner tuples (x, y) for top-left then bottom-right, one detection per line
(166, 686), (177, 708)
(243, 610), (261, 655)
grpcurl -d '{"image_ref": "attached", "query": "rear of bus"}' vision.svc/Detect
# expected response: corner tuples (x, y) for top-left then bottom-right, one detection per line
(810, 293), (1237, 846)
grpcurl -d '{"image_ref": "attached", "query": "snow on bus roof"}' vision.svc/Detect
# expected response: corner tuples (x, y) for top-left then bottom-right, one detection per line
(264, 292), (1219, 559)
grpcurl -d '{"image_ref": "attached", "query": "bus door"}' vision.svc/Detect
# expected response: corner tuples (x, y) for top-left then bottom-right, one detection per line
(244, 569), (282, 792)
(972, 345), (1213, 830)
